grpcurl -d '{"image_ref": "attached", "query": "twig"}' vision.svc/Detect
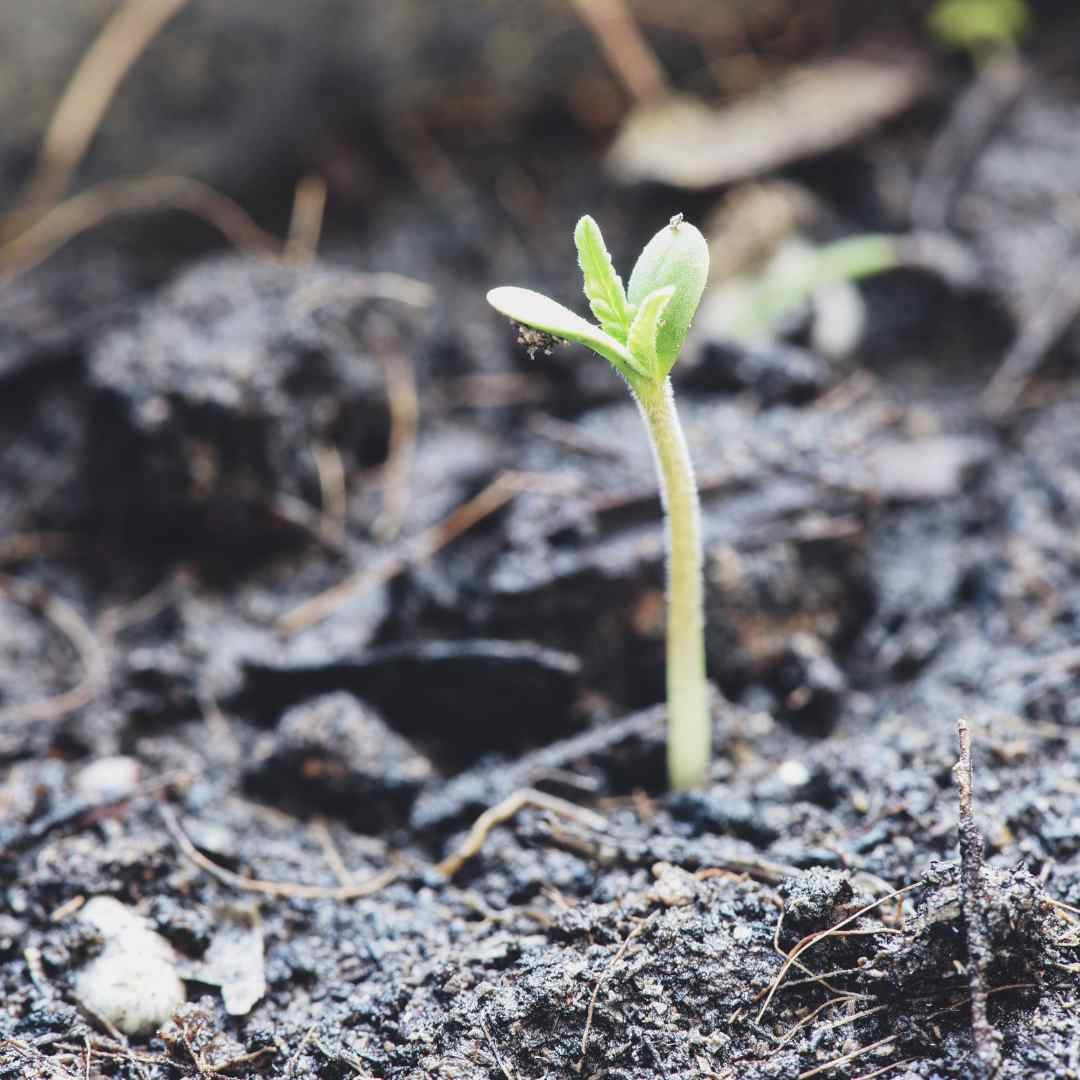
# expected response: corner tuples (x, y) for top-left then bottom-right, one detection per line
(310, 818), (354, 887)
(577, 911), (659, 1072)
(479, 1015), (517, 1080)
(0, 532), (73, 565)
(910, 52), (1026, 231)
(772, 994), (862, 1052)
(0, 0), (190, 240)
(1047, 896), (1080, 918)
(0, 1037), (80, 1080)
(851, 1056), (918, 1080)
(566, 0), (670, 105)
(952, 718), (1002, 1078)
(369, 320), (420, 542)
(285, 1027), (317, 1079)
(756, 883), (922, 1024)
(796, 1035), (897, 1079)
(311, 443), (348, 546)
(0, 573), (107, 725)
(277, 471), (560, 636)
(283, 174), (328, 264)
(436, 788), (608, 879)
(527, 412), (625, 460)
(0, 174), (280, 281)
(982, 248), (1080, 415)
(159, 803), (399, 901)
(288, 271), (434, 314)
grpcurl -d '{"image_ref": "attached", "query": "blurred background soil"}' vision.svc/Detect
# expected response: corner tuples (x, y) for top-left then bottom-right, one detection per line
(3, 2), (1080, 1077)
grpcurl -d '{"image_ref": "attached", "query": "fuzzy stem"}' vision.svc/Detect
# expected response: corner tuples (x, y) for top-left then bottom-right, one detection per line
(635, 377), (709, 789)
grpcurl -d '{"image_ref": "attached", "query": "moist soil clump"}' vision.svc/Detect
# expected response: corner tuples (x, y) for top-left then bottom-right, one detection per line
(3, 3), (1080, 1078)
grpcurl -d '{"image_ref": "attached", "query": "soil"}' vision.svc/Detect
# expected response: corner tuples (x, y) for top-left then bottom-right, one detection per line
(3, 3), (1080, 1078)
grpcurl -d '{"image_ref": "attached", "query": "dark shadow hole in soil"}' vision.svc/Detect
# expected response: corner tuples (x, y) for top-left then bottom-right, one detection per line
(598, 737), (668, 797)
(235, 639), (585, 774)
(76, 393), (319, 583)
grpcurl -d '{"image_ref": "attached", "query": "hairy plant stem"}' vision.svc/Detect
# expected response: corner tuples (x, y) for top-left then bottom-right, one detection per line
(635, 377), (709, 789)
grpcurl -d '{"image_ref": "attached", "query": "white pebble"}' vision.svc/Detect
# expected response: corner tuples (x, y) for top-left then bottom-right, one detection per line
(777, 759), (811, 787)
(74, 757), (139, 802)
(73, 897), (185, 1036)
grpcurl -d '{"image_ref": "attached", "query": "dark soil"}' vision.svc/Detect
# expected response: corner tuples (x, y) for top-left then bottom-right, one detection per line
(3, 3), (1080, 1078)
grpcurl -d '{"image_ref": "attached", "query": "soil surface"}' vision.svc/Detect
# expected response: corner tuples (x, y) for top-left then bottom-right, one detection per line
(3, 3), (1080, 1078)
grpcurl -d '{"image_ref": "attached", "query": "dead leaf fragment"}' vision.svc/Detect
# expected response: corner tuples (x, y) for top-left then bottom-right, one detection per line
(608, 58), (930, 189)
(176, 903), (266, 1016)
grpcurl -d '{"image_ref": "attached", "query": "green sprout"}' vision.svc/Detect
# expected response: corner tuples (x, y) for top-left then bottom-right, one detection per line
(718, 233), (900, 348)
(928, 0), (1029, 54)
(488, 214), (711, 790)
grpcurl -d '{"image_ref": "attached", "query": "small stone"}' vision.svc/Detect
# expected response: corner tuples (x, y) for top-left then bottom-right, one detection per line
(773, 633), (846, 734)
(776, 759), (811, 787)
(74, 756), (139, 802)
(650, 861), (700, 907)
(245, 691), (433, 832)
(73, 896), (185, 1036)
(866, 435), (993, 502)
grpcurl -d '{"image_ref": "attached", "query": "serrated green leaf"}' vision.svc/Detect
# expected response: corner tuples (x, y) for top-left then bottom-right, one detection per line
(627, 285), (675, 380)
(628, 216), (710, 370)
(486, 286), (647, 381)
(574, 215), (632, 342)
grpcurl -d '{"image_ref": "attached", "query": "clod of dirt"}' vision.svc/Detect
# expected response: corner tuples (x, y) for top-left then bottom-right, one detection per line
(681, 337), (832, 405)
(72, 895), (185, 1036)
(160, 998), (252, 1075)
(88, 255), (418, 567)
(777, 865), (856, 938)
(245, 690), (433, 831)
(772, 631), (847, 734)
(872, 861), (1047, 998)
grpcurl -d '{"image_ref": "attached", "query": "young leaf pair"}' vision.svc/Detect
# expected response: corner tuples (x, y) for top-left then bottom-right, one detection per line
(489, 213), (706, 392)
(487, 215), (712, 790)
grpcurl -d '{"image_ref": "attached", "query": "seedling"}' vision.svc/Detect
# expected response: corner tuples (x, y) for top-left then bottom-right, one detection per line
(715, 232), (900, 351)
(928, 0), (1029, 54)
(488, 214), (710, 789)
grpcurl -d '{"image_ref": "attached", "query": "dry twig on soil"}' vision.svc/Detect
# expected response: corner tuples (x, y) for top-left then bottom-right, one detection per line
(567, 0), (670, 105)
(756, 882), (922, 1024)
(159, 803), (400, 901)
(952, 717), (1002, 1077)
(982, 249), (1080, 416)
(910, 53), (1026, 231)
(479, 1014), (518, 1080)
(283, 174), (328, 264)
(368, 318), (420, 542)
(577, 910), (659, 1072)
(0, 573), (107, 726)
(436, 788), (608, 879)
(0, 175), (280, 281)
(278, 470), (575, 635)
(0, 532), (73, 565)
(0, 0), (190, 241)
(796, 1034), (897, 1079)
